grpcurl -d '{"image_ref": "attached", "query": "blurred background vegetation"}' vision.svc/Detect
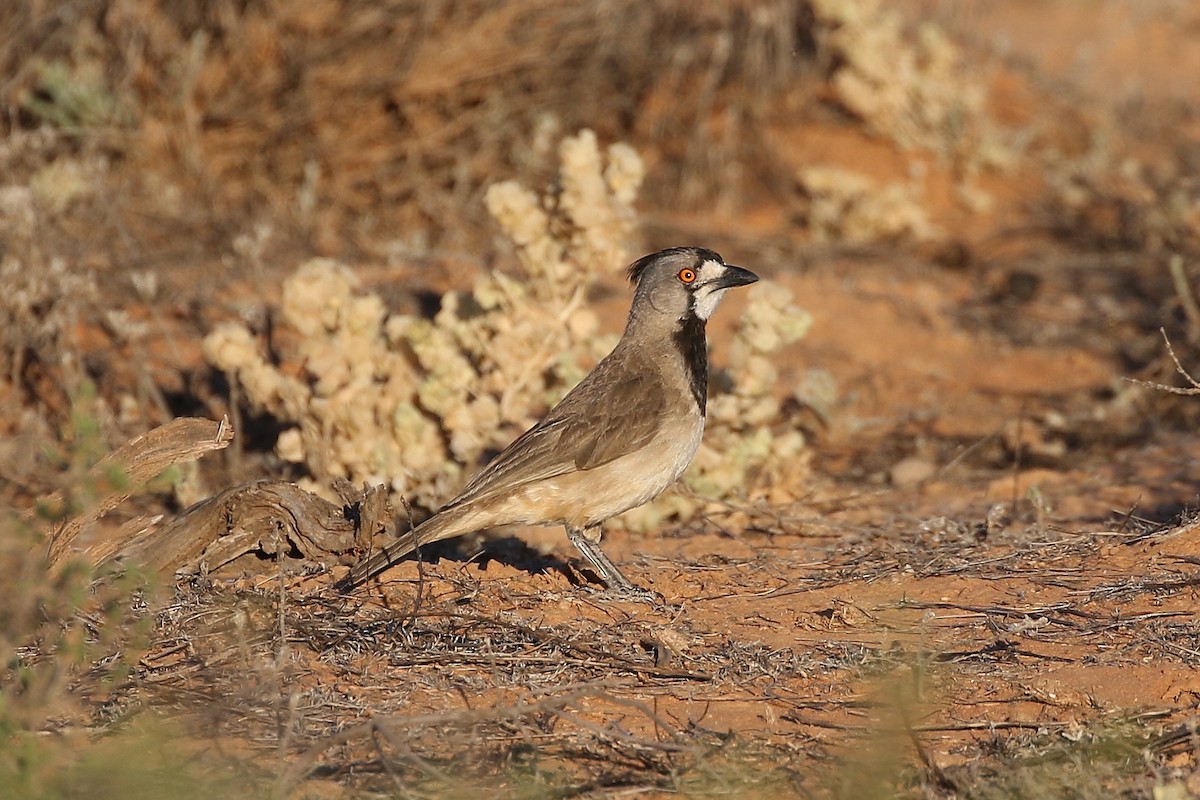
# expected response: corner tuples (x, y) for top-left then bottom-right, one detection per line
(3, 1), (1200, 797)
(2, 0), (1197, 444)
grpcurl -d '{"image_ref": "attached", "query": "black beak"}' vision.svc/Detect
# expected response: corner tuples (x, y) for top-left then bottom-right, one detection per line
(716, 265), (759, 290)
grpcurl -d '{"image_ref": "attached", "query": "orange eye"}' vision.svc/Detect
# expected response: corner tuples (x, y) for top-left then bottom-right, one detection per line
(677, 268), (696, 284)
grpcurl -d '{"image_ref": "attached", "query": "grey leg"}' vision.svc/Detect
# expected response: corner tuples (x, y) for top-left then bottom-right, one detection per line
(566, 525), (656, 601)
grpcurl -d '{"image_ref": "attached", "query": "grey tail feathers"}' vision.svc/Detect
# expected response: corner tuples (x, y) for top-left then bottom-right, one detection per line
(334, 505), (477, 592)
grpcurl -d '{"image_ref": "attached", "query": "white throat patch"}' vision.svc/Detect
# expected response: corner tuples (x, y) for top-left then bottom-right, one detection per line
(692, 259), (730, 320)
(693, 286), (729, 320)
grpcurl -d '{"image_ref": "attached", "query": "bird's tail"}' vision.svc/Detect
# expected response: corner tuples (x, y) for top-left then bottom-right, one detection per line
(334, 504), (481, 591)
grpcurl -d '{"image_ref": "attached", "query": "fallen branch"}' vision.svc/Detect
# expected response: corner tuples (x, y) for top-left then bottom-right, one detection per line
(114, 480), (375, 576)
(37, 416), (234, 571)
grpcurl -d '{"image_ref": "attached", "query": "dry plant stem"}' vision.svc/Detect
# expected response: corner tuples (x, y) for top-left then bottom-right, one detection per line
(274, 548), (294, 772)
(377, 728), (454, 786)
(1168, 255), (1200, 342)
(785, 710), (1174, 736)
(276, 690), (300, 779)
(38, 415), (234, 570)
(399, 494), (426, 629)
(896, 670), (958, 795)
(1125, 328), (1200, 395)
(934, 425), (1003, 480)
(277, 537), (287, 656)
(367, 726), (407, 796)
(565, 693), (689, 745)
(908, 710), (1172, 734)
(1010, 402), (1026, 512)
(1113, 501), (1139, 536)
(552, 708), (694, 754)
(228, 373), (244, 476)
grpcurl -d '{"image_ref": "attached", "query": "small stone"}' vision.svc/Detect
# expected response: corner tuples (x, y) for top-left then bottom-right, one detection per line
(891, 456), (936, 487)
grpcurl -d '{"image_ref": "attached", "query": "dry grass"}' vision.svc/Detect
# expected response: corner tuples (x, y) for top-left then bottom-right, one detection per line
(37, 514), (1183, 797)
(6, 422), (1200, 796)
(0, 0), (818, 261)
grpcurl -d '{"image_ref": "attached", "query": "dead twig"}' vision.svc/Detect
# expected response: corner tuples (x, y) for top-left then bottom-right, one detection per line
(1168, 255), (1200, 342)
(1125, 328), (1200, 395)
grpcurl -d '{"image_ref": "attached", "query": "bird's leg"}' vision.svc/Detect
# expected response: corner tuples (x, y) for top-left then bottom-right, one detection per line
(566, 525), (656, 601)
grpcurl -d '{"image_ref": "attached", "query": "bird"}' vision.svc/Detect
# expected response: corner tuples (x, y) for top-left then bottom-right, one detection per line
(335, 246), (758, 599)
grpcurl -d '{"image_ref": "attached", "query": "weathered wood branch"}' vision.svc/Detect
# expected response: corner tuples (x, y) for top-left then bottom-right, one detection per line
(31, 415), (388, 578)
(39, 416), (234, 570)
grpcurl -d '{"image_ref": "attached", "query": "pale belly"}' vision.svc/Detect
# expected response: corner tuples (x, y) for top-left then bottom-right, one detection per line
(497, 412), (704, 529)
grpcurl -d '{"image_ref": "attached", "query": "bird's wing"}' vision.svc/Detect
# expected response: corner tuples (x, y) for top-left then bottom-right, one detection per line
(446, 360), (666, 508)
(568, 368), (666, 471)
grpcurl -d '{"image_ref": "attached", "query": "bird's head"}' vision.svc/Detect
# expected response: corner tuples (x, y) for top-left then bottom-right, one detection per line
(627, 247), (758, 323)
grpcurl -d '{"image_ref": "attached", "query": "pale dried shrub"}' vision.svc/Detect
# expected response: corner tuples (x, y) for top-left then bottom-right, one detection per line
(797, 166), (940, 244)
(205, 130), (639, 511)
(812, 0), (1006, 167)
(205, 130), (812, 531)
(740, 0), (1010, 247)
